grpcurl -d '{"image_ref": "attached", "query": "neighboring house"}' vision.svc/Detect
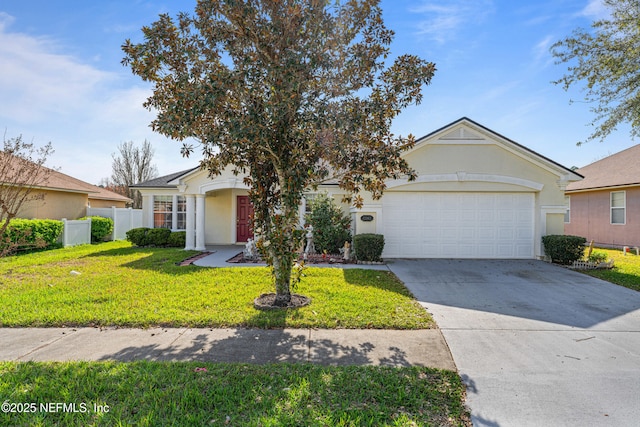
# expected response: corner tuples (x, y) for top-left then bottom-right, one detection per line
(132, 117), (582, 259)
(564, 144), (640, 248)
(9, 163), (131, 220)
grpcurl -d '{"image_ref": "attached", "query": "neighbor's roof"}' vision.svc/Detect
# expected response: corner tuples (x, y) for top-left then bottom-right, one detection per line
(130, 167), (199, 188)
(566, 144), (640, 192)
(1, 153), (131, 202)
(88, 185), (131, 202)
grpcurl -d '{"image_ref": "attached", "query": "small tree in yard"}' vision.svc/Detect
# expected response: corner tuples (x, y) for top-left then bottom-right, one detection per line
(0, 134), (53, 256)
(122, 0), (435, 306)
(306, 193), (351, 255)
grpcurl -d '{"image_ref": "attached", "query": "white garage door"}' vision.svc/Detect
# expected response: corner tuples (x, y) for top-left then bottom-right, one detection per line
(382, 192), (535, 258)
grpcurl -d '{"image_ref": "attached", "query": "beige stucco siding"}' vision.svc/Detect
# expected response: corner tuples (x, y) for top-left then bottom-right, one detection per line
(17, 190), (88, 220)
(205, 189), (234, 244)
(546, 213), (565, 235)
(88, 198), (127, 209)
(402, 143), (564, 205)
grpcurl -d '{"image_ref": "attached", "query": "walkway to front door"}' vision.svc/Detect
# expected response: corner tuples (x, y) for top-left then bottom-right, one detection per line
(236, 196), (254, 242)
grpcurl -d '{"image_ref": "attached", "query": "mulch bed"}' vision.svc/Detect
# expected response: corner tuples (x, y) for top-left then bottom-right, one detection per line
(226, 252), (356, 265)
(254, 293), (311, 310)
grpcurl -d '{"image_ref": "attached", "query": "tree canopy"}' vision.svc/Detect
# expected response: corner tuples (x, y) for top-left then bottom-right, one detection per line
(551, 0), (640, 144)
(122, 0), (435, 305)
(110, 140), (158, 209)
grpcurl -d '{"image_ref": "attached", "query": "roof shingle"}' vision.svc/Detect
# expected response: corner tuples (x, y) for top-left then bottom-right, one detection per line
(1, 153), (130, 202)
(130, 167), (199, 188)
(566, 144), (640, 191)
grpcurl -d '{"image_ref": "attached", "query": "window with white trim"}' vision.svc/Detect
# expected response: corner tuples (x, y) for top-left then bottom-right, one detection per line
(564, 196), (570, 223)
(176, 195), (186, 230)
(610, 191), (626, 224)
(304, 193), (317, 215)
(153, 196), (173, 229)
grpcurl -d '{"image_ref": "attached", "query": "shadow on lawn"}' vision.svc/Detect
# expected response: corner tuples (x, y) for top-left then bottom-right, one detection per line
(82, 245), (203, 274)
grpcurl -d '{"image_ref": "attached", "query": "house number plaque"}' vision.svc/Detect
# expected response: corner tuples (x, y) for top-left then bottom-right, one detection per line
(360, 215), (374, 222)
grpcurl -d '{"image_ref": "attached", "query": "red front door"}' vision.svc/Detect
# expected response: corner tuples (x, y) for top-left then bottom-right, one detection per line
(236, 196), (254, 242)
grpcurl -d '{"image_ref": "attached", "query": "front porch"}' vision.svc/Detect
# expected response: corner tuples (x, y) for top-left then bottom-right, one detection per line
(184, 190), (253, 250)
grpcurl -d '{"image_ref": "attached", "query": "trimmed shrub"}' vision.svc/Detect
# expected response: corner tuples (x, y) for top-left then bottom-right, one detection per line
(542, 235), (586, 265)
(305, 193), (352, 254)
(353, 233), (385, 262)
(127, 227), (185, 247)
(167, 231), (186, 247)
(126, 227), (151, 246)
(147, 228), (171, 246)
(0, 218), (63, 254)
(79, 216), (114, 242)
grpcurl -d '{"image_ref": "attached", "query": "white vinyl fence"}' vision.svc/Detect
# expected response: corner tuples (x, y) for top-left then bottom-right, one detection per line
(87, 207), (143, 241)
(61, 218), (91, 247)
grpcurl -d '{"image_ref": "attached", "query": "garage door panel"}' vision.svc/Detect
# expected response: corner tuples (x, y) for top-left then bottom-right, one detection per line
(382, 192), (534, 259)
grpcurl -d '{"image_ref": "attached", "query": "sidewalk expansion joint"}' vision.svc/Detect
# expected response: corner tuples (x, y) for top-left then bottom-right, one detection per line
(17, 329), (79, 361)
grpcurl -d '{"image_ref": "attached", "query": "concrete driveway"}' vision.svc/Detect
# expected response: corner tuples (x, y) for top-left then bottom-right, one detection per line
(387, 259), (640, 427)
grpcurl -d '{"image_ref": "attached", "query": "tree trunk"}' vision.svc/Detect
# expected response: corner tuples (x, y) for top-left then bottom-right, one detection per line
(269, 231), (295, 306)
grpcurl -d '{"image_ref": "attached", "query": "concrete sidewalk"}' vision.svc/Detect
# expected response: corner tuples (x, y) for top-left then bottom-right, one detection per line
(0, 327), (456, 370)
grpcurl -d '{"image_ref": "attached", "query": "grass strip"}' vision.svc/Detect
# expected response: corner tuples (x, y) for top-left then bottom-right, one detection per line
(580, 248), (640, 292)
(0, 361), (470, 426)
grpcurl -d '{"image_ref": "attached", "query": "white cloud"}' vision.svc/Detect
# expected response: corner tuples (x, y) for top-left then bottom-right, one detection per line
(0, 11), (14, 29)
(532, 35), (554, 66)
(0, 15), (114, 124)
(0, 13), (195, 183)
(581, 0), (610, 19)
(411, 0), (494, 44)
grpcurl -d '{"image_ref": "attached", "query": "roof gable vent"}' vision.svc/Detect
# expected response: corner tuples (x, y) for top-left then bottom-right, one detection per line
(440, 127), (484, 140)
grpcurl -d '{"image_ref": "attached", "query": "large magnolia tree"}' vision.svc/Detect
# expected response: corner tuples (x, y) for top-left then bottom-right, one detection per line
(551, 0), (640, 144)
(122, 0), (435, 306)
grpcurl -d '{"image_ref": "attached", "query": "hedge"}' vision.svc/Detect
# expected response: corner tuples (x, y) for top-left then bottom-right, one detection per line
(353, 233), (385, 262)
(79, 216), (114, 242)
(167, 231), (186, 248)
(0, 218), (63, 253)
(542, 235), (586, 265)
(126, 227), (186, 248)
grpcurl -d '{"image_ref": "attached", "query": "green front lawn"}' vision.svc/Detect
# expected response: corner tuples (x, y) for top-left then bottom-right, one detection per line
(0, 241), (432, 329)
(0, 361), (470, 426)
(0, 243), (470, 426)
(582, 248), (640, 292)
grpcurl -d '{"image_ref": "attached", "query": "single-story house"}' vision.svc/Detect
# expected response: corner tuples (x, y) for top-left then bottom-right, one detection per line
(564, 144), (640, 248)
(132, 117), (582, 259)
(4, 159), (131, 220)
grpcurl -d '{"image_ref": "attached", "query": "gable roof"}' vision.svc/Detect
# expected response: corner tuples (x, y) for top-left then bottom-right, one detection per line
(0, 153), (131, 202)
(411, 117), (583, 180)
(129, 118), (584, 191)
(130, 167), (199, 189)
(566, 143), (640, 192)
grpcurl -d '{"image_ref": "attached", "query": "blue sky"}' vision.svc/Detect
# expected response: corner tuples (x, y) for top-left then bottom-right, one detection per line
(0, 0), (635, 185)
